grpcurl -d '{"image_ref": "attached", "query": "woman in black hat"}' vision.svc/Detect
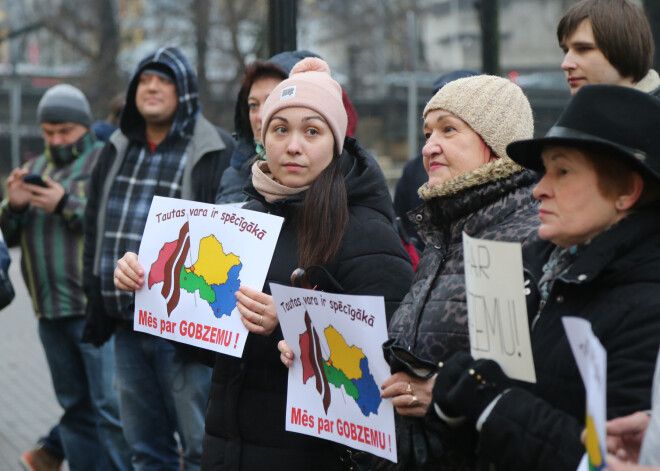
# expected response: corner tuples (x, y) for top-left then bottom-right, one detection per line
(427, 84), (660, 471)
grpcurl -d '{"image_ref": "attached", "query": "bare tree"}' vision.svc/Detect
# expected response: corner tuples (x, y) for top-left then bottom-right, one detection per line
(137, 0), (267, 97)
(214, 0), (269, 84)
(299, 0), (423, 95)
(34, 0), (121, 113)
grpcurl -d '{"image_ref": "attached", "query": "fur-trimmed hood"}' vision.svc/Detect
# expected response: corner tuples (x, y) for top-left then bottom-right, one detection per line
(417, 157), (525, 201)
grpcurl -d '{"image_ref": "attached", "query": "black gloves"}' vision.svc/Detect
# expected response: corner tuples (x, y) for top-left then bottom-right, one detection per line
(432, 351), (512, 425)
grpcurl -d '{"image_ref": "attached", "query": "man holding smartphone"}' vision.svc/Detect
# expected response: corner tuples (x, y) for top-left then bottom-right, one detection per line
(0, 84), (130, 471)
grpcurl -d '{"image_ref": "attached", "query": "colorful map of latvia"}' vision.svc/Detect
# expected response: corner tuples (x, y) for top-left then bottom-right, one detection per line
(149, 233), (242, 318)
(299, 318), (381, 417)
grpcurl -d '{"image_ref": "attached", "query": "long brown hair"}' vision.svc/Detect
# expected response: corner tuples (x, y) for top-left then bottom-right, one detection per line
(295, 154), (348, 268)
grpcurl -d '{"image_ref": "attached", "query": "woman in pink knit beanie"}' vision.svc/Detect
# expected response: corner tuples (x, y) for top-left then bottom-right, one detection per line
(201, 58), (414, 470)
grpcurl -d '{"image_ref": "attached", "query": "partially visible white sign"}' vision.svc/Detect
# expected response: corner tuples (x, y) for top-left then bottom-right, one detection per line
(563, 317), (607, 471)
(462, 232), (536, 383)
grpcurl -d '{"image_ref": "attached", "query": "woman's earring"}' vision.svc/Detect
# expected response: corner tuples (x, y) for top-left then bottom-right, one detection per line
(616, 201), (625, 209)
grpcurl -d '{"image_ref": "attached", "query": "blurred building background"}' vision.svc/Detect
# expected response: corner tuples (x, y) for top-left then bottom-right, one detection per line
(0, 0), (656, 180)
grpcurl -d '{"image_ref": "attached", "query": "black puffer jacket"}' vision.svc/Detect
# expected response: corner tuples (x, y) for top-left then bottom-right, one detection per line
(202, 137), (414, 471)
(389, 159), (539, 364)
(384, 158), (539, 471)
(475, 208), (660, 471)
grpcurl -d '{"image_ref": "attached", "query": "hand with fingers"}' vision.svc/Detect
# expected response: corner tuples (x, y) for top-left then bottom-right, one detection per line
(6, 168), (31, 211)
(604, 455), (660, 471)
(432, 351), (511, 425)
(26, 176), (66, 213)
(114, 251), (145, 292)
(278, 340), (294, 367)
(380, 371), (437, 418)
(235, 286), (278, 336)
(601, 411), (650, 465)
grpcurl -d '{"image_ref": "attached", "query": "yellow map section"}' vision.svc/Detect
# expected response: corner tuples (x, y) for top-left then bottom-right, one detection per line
(187, 235), (241, 285)
(324, 326), (365, 380)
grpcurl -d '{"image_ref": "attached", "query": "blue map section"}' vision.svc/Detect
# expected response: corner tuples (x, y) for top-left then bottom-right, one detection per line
(351, 357), (382, 416)
(209, 263), (242, 318)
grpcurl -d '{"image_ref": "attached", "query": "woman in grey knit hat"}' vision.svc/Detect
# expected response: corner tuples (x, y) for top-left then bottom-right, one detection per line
(379, 75), (539, 470)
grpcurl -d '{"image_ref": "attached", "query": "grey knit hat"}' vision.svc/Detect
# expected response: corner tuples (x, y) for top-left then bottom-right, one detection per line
(423, 75), (533, 160)
(37, 84), (92, 126)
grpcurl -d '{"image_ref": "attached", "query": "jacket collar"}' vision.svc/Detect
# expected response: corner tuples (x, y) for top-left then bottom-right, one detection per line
(558, 209), (660, 285)
(417, 157), (525, 201)
(413, 166), (537, 243)
(635, 69), (660, 94)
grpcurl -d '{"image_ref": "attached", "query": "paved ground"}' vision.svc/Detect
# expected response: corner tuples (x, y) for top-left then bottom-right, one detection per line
(0, 247), (65, 470)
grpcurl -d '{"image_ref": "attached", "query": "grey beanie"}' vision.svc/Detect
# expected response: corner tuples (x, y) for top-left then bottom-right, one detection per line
(423, 75), (533, 160)
(37, 84), (92, 127)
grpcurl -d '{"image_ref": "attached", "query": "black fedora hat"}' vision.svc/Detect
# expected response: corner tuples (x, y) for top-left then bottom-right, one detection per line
(507, 84), (660, 183)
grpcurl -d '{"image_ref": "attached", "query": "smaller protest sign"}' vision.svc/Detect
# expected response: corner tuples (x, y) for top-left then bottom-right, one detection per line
(272, 283), (397, 463)
(462, 232), (536, 383)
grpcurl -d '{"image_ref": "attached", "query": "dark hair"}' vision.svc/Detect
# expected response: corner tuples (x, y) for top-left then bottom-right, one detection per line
(584, 150), (660, 209)
(557, 0), (654, 83)
(295, 155), (349, 268)
(106, 93), (125, 126)
(237, 61), (288, 141)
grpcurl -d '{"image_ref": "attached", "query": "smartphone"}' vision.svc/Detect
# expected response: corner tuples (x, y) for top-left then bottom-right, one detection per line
(22, 173), (48, 188)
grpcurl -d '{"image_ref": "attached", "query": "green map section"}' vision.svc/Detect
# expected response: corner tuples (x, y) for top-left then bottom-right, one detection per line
(323, 362), (359, 400)
(180, 269), (216, 303)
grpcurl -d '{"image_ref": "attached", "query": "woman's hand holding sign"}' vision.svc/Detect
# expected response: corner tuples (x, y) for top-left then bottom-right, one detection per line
(380, 372), (436, 418)
(235, 286), (278, 336)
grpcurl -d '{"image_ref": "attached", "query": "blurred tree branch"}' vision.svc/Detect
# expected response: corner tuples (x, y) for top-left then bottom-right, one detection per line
(34, 0), (120, 115)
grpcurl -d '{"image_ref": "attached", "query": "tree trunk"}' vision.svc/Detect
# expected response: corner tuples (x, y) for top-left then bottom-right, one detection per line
(90, 0), (120, 115)
(194, 0), (211, 107)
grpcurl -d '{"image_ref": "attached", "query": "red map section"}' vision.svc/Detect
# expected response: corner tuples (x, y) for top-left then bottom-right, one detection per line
(299, 331), (315, 384)
(148, 240), (178, 288)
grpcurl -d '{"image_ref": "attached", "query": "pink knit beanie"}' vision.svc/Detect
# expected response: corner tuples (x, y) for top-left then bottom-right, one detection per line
(261, 57), (348, 154)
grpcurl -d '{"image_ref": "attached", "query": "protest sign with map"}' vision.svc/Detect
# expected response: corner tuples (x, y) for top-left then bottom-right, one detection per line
(272, 283), (397, 463)
(563, 317), (607, 471)
(134, 196), (283, 357)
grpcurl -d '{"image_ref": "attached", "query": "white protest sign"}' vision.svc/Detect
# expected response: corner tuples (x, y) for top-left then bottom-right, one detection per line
(462, 232), (536, 383)
(272, 283), (397, 463)
(134, 196), (283, 357)
(577, 454), (589, 471)
(563, 317), (607, 471)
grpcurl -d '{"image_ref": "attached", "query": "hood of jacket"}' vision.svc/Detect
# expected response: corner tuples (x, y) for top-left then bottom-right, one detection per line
(231, 50), (321, 169)
(244, 137), (396, 223)
(120, 46), (200, 142)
